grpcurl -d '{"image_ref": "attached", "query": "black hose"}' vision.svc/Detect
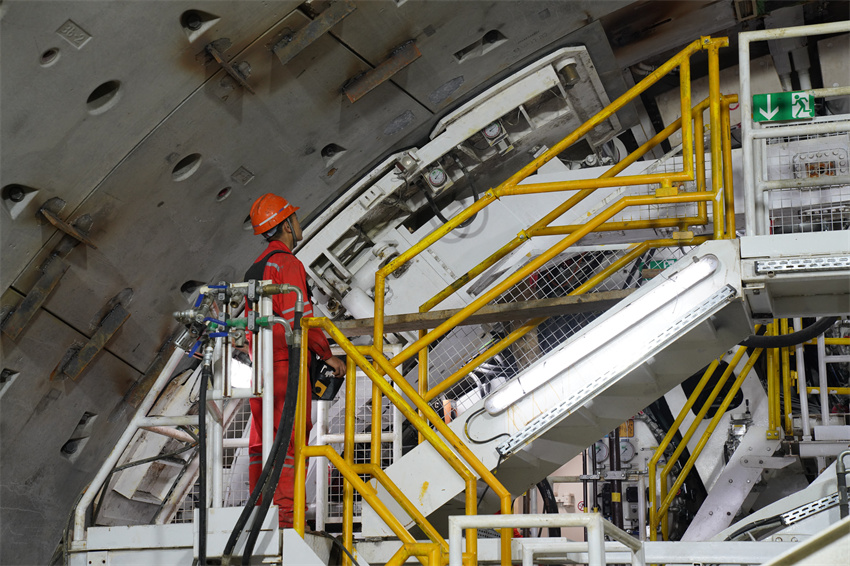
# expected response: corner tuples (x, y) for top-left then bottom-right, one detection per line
(723, 514), (783, 541)
(221, 344), (295, 565)
(242, 344), (300, 565)
(535, 478), (559, 537)
(738, 317), (838, 348)
(198, 360), (211, 566)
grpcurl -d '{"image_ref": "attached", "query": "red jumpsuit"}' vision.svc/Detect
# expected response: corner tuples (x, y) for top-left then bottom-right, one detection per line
(247, 239), (332, 528)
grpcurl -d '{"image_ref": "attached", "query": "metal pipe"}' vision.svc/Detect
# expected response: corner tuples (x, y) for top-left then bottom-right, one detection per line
(795, 318), (812, 438)
(720, 97), (736, 238)
(582, 449), (589, 516)
(420, 93), (717, 314)
(657, 349), (764, 527)
(707, 39), (724, 239)
(211, 342), (223, 508)
(837, 450), (850, 519)
(609, 428), (623, 529)
(649, 358), (721, 540)
(260, 294), (274, 467)
(817, 333), (829, 425)
(141, 426), (196, 444)
(637, 472), (647, 542)
(305, 445), (419, 545)
(448, 513), (644, 566)
(293, 320), (312, 534)
(250, 309), (261, 397)
(224, 302), (232, 399)
(343, 355), (356, 566)
(315, 399), (329, 532)
(767, 322), (779, 438)
(73, 346), (185, 544)
(301, 324), (512, 564)
(781, 319), (793, 436)
(136, 415), (200, 427)
(392, 192), (714, 371)
(739, 27), (755, 236)
(750, 120), (850, 139)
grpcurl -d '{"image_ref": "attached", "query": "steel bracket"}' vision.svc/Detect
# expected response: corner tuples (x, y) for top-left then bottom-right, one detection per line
(2, 257), (70, 340)
(58, 304), (131, 381)
(342, 40), (421, 103)
(206, 41), (255, 94)
(272, 0), (357, 67)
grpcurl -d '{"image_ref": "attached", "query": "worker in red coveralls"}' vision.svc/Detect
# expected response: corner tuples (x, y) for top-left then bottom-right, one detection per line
(246, 193), (345, 528)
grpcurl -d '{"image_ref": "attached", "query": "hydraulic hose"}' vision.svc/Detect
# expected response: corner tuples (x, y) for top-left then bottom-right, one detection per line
(738, 317), (838, 348)
(242, 345), (299, 564)
(535, 478), (559, 537)
(198, 344), (213, 566)
(222, 304), (303, 566)
(221, 345), (296, 565)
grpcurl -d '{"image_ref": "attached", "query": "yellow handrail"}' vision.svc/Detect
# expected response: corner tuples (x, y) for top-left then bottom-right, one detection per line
(649, 327), (762, 540)
(289, 35), (736, 564)
(655, 347), (764, 539)
(423, 237), (708, 404)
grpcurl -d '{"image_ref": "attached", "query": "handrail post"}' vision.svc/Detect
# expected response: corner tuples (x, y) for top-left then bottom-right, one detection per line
(71, 345), (185, 545)
(343, 355), (357, 565)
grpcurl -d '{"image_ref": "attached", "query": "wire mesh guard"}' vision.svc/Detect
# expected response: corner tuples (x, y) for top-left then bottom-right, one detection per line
(763, 128), (850, 233)
(324, 373), (396, 523)
(409, 245), (693, 420)
(171, 400), (251, 523)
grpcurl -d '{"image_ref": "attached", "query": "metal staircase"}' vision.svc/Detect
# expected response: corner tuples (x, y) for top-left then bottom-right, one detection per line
(64, 23), (850, 566)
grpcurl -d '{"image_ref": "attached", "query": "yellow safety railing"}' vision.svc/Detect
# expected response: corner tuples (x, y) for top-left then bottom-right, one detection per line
(290, 36), (737, 565)
(649, 333), (764, 541)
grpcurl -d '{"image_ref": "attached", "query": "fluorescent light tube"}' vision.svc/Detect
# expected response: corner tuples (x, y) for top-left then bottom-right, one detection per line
(484, 254), (720, 415)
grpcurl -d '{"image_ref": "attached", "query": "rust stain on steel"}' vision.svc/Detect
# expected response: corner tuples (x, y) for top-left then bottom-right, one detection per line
(343, 41), (421, 103)
(40, 208), (97, 248)
(272, 0), (356, 66)
(206, 43), (255, 94)
(63, 304), (131, 381)
(419, 481), (429, 505)
(2, 258), (69, 340)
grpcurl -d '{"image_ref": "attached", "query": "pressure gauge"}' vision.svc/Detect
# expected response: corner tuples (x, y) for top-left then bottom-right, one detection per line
(619, 439), (636, 463)
(593, 441), (608, 463)
(427, 167), (447, 187)
(482, 122), (503, 140)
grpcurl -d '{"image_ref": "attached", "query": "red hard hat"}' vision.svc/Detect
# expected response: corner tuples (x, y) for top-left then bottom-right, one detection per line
(249, 193), (299, 235)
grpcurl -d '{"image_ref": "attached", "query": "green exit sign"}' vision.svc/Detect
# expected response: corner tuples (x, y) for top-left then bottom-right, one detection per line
(753, 91), (815, 122)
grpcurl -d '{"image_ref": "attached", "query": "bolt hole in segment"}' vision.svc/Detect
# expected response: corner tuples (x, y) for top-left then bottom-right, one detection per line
(171, 153), (202, 181)
(216, 187), (232, 202)
(40, 47), (60, 66)
(86, 80), (122, 115)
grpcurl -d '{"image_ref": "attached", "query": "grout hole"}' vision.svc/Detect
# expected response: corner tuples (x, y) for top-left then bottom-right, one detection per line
(0, 369), (19, 399)
(40, 48), (60, 67)
(181, 280), (206, 301)
(454, 29), (508, 63)
(86, 80), (122, 115)
(60, 411), (98, 461)
(216, 187), (232, 202)
(171, 153), (202, 182)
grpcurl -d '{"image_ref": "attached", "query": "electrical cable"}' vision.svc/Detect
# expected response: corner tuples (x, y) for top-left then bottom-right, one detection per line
(723, 515), (783, 541)
(451, 153), (480, 229)
(331, 535), (362, 566)
(478, 454), (504, 508)
(738, 317), (838, 348)
(464, 407), (510, 445)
